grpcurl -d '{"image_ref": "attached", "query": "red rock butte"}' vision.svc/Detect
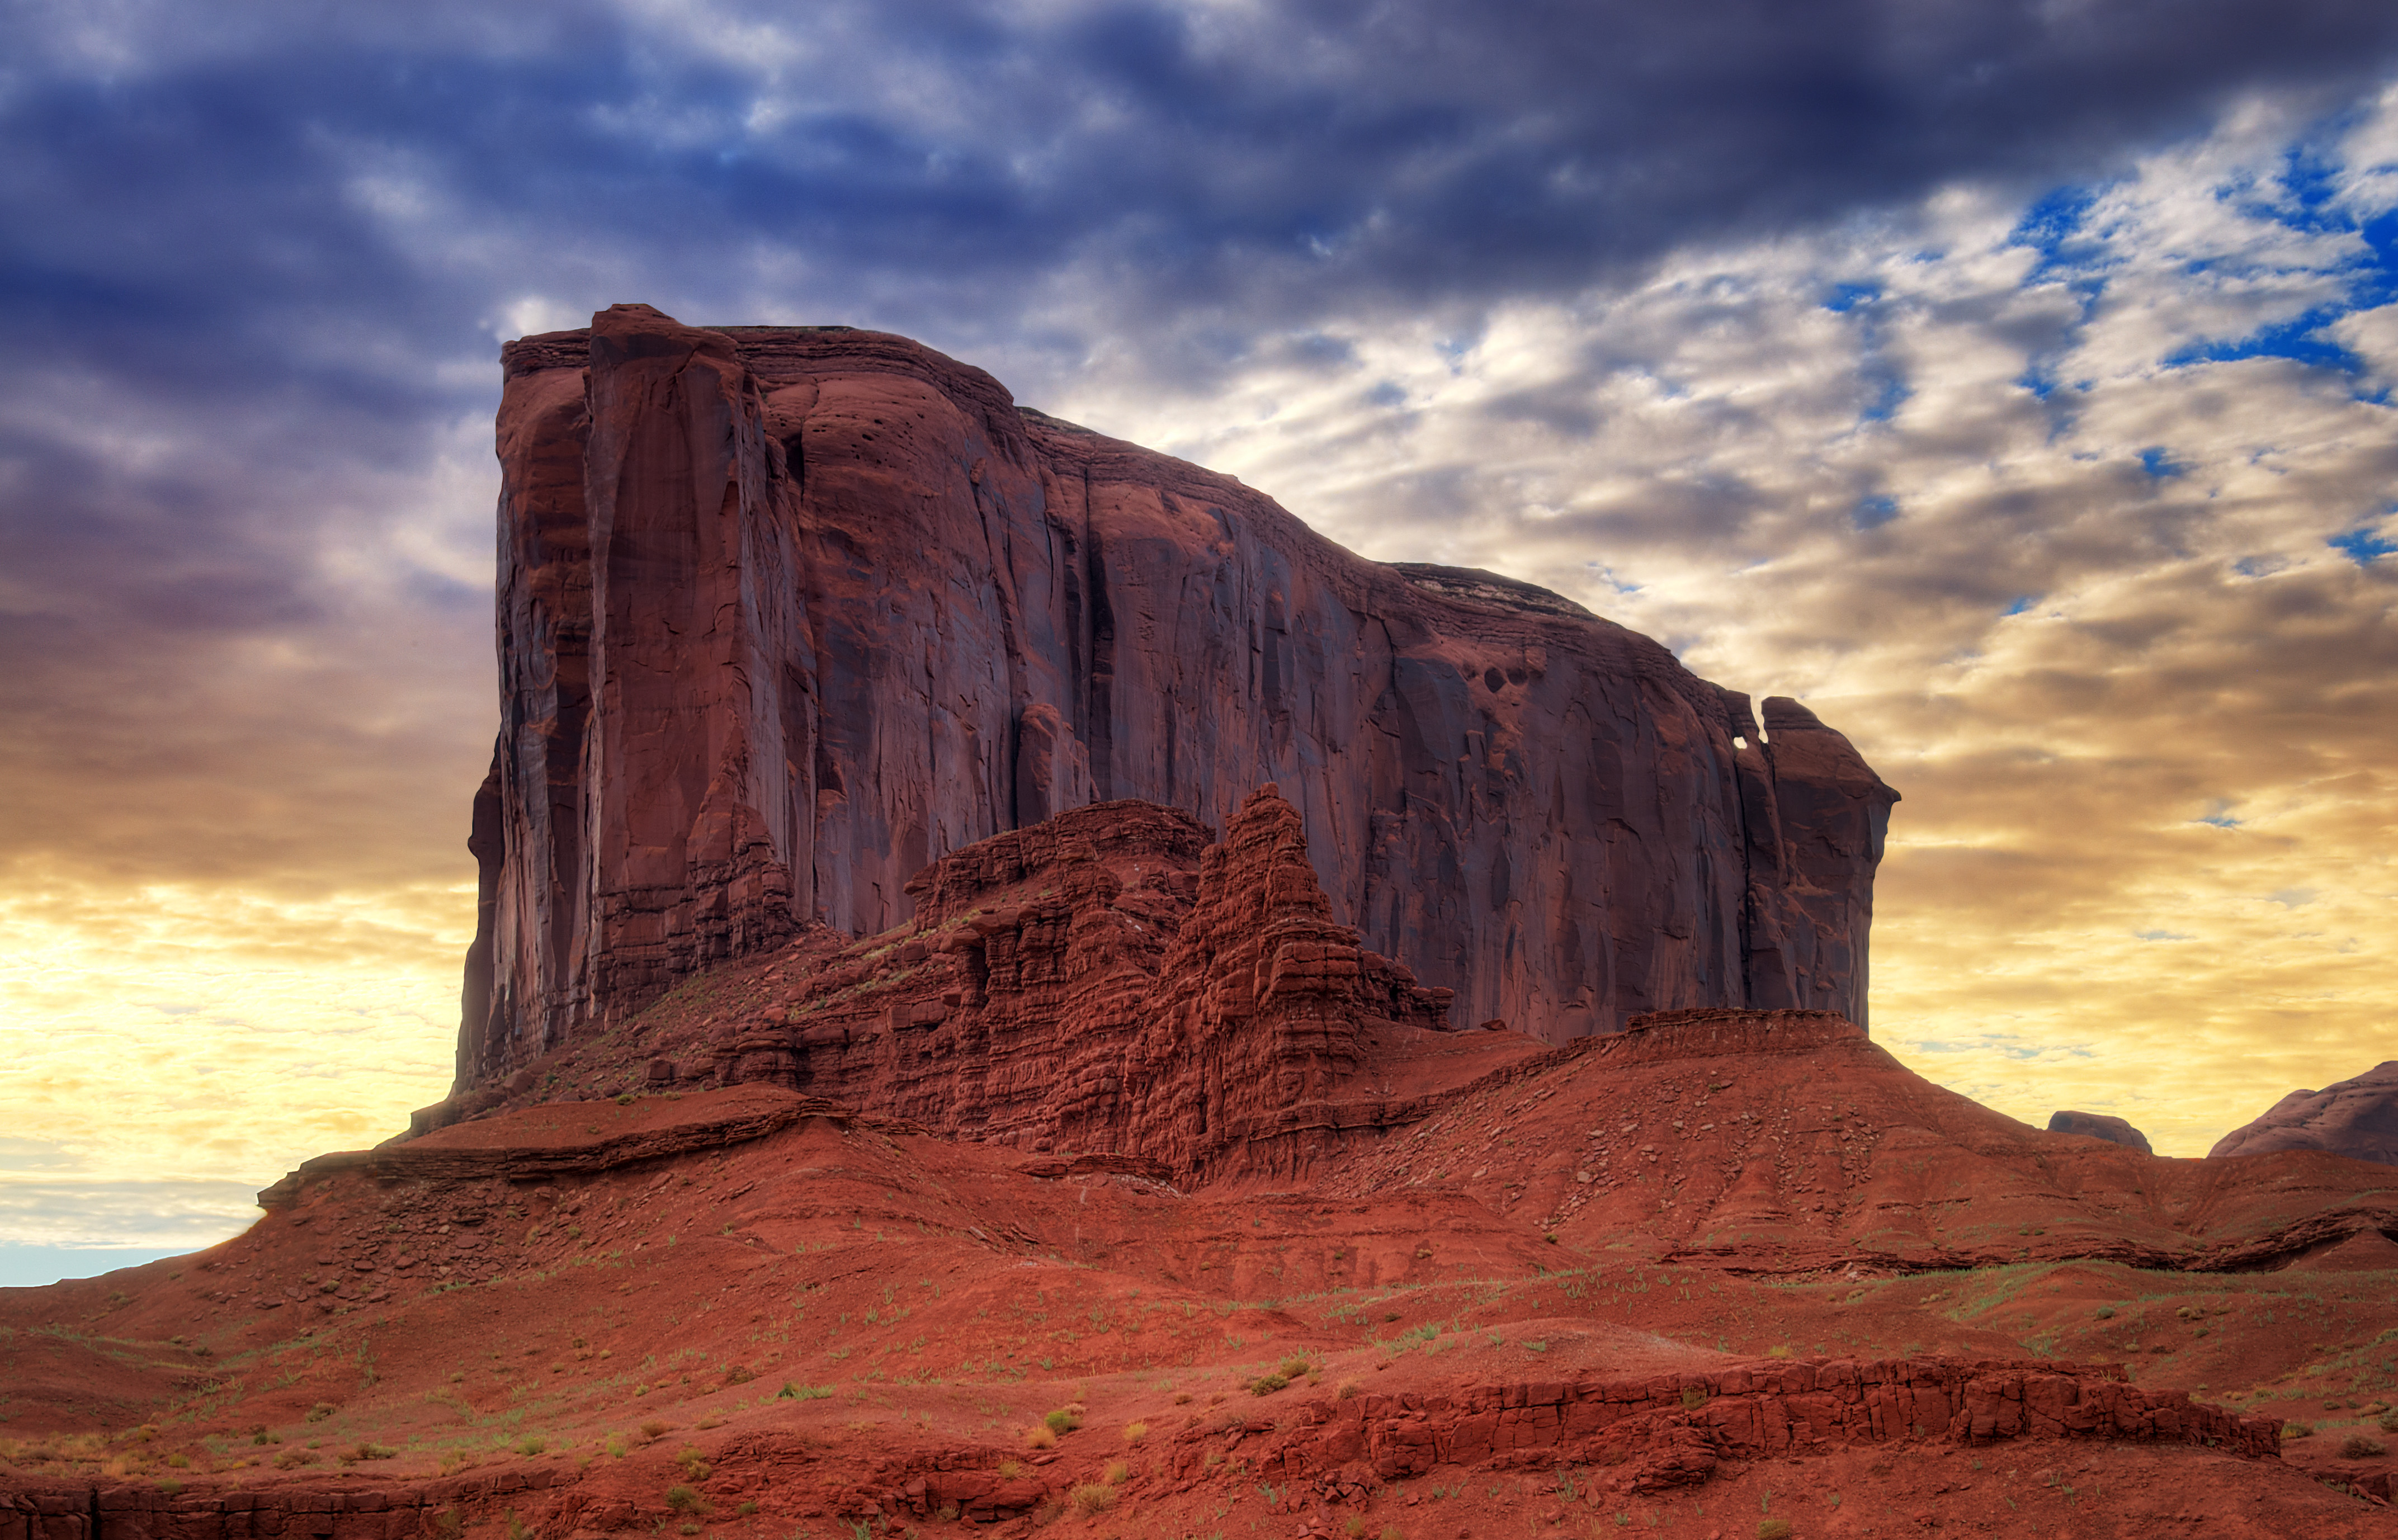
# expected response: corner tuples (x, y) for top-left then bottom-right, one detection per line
(20, 307), (2398, 1540)
(460, 303), (1897, 1092)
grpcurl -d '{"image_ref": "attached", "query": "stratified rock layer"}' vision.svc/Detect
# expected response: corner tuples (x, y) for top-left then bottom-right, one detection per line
(2211, 1061), (2398, 1167)
(2049, 1109), (2155, 1154)
(462, 304), (1899, 1086)
(438, 787), (1539, 1184)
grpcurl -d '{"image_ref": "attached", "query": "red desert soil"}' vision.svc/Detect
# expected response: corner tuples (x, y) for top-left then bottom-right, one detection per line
(11, 1045), (2398, 1538)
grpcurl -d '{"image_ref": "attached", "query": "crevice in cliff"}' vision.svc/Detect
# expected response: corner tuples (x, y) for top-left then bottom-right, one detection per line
(1082, 465), (1117, 801)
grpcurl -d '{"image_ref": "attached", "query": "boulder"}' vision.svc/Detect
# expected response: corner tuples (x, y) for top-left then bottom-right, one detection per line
(2047, 1110), (2154, 1154)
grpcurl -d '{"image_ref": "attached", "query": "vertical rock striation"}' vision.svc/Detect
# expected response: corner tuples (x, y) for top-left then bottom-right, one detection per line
(460, 305), (1899, 1088)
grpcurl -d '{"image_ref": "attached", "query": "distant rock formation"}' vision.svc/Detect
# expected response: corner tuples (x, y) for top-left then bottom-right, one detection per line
(461, 303), (1898, 1088)
(2047, 1110), (2154, 1154)
(2211, 1062), (2398, 1167)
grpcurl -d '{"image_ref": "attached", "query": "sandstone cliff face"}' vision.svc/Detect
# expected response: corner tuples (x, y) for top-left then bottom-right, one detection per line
(2211, 1062), (2398, 1166)
(462, 303), (1898, 1086)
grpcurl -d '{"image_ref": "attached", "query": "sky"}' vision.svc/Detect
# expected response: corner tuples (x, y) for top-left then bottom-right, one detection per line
(3, 0), (2395, 1286)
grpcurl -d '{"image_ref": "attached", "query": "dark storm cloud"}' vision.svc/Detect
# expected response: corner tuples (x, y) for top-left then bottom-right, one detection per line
(6, 1), (2392, 863)
(14, 2), (2398, 361)
(0, 0), (2369, 878)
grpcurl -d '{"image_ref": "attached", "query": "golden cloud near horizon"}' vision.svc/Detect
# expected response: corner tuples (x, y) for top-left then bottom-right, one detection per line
(0, 875), (468, 1255)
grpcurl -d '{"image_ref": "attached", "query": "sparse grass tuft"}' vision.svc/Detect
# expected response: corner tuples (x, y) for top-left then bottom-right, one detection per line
(663, 1484), (706, 1515)
(1068, 1482), (1118, 1515)
(1758, 1522), (1792, 1540)
(1042, 1407), (1081, 1435)
(639, 1420), (669, 1442)
(2340, 1433), (2387, 1459)
(1025, 1425), (1056, 1450)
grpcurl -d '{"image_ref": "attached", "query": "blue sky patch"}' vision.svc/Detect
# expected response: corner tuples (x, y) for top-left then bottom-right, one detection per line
(1854, 494), (1899, 530)
(2330, 525), (2396, 563)
(2009, 186), (2109, 285)
(1859, 371), (1909, 423)
(2162, 304), (2366, 375)
(2139, 447), (2184, 478)
(2002, 595), (2038, 616)
(0, 1244), (199, 1289)
(1583, 562), (1643, 596)
(1824, 282), (1879, 313)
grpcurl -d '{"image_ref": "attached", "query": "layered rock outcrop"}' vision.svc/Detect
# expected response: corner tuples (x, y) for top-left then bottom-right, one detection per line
(1160, 1358), (2279, 1497)
(2211, 1061), (2398, 1166)
(492, 787), (1537, 1183)
(2048, 1109), (2154, 1154)
(462, 303), (1898, 1086)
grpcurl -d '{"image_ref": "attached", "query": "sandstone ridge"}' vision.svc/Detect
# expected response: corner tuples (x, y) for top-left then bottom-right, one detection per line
(462, 303), (1899, 1088)
(2212, 1060), (2398, 1168)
